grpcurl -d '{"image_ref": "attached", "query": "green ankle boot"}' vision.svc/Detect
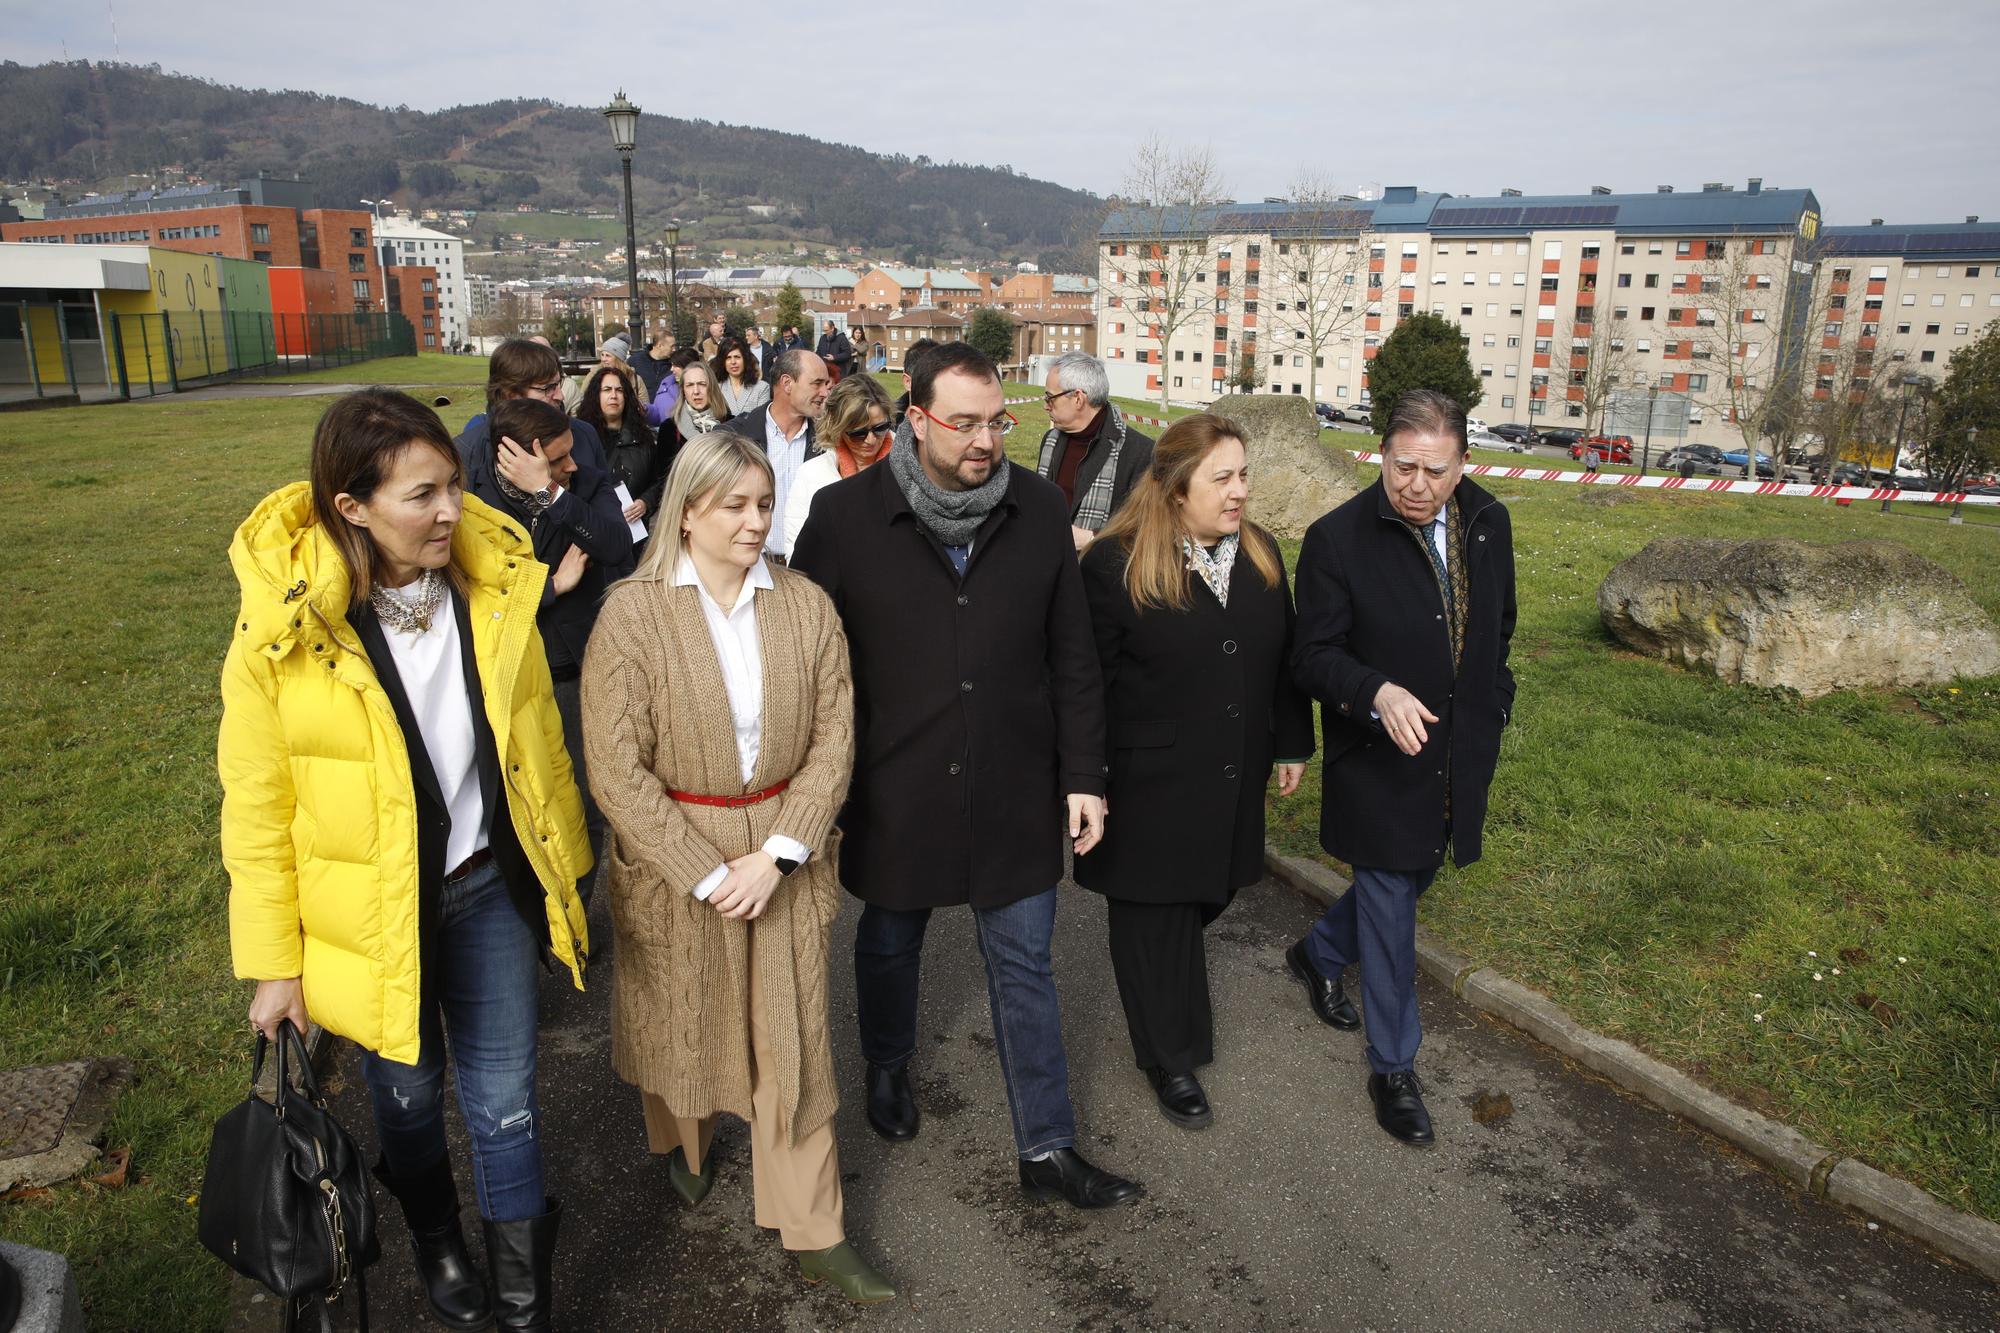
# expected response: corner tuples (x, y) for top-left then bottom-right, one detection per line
(666, 1147), (713, 1206)
(796, 1240), (896, 1304)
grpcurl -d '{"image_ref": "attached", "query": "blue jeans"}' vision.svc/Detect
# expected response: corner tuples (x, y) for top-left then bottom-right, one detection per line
(1306, 865), (1438, 1075)
(359, 859), (546, 1222)
(853, 890), (1077, 1158)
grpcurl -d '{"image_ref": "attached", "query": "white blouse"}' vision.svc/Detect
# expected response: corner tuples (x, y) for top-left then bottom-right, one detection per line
(375, 581), (486, 872)
(672, 555), (811, 900)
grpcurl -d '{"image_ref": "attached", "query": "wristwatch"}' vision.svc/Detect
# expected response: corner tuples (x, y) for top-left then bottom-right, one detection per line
(772, 855), (801, 877)
(532, 484), (557, 509)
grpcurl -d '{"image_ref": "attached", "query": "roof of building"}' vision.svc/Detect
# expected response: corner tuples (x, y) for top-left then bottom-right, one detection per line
(372, 216), (461, 244)
(0, 240), (154, 291)
(886, 306), (965, 326)
(1101, 184), (1822, 241)
(1820, 221), (2000, 261)
(1051, 275), (1096, 293)
(874, 267), (983, 290)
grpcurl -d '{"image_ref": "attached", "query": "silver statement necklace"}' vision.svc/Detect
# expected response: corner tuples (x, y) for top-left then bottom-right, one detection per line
(371, 567), (446, 635)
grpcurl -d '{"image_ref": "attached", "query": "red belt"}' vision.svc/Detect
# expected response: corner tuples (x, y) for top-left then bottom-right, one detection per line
(668, 779), (790, 809)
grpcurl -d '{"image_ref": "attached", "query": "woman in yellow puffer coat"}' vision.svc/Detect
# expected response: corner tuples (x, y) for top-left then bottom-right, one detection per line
(220, 389), (590, 1333)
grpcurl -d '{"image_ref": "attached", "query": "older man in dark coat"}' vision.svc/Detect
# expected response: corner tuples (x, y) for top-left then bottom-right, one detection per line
(1034, 351), (1155, 554)
(1288, 388), (1518, 1147)
(791, 342), (1141, 1210)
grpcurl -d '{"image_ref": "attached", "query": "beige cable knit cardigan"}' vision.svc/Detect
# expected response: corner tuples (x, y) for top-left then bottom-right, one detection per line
(580, 562), (853, 1141)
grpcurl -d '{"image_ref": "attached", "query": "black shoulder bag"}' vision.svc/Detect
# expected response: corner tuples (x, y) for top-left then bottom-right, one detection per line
(198, 1020), (378, 1331)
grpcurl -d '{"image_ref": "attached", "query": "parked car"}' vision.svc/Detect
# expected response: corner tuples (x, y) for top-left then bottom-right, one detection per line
(1465, 416), (1490, 435)
(1490, 423), (1536, 444)
(1720, 449), (1777, 479)
(1539, 427), (1586, 450)
(1467, 429), (1517, 452)
(1661, 444), (1727, 475)
(1570, 435), (1634, 465)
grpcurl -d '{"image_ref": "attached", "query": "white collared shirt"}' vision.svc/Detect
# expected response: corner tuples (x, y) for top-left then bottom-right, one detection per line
(1428, 509), (1449, 574)
(672, 554), (811, 899)
(375, 583), (487, 872)
(762, 410), (812, 559)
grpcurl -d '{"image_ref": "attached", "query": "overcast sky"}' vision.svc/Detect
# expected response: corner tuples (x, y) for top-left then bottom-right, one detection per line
(9, 0), (1997, 225)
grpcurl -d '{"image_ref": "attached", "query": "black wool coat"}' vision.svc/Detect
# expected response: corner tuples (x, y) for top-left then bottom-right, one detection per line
(1073, 533), (1314, 906)
(790, 462), (1107, 911)
(1291, 476), (1517, 872)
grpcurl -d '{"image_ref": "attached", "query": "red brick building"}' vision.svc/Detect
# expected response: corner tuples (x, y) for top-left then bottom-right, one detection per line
(1, 177), (385, 316)
(385, 264), (442, 349)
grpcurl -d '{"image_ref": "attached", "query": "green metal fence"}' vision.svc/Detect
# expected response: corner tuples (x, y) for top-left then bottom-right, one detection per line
(1, 304), (417, 403)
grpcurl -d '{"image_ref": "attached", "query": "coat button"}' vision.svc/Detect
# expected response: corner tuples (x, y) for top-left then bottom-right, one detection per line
(1338, 702), (1350, 714)
(1223, 764), (1239, 779)
(1226, 704), (1240, 718)
(961, 680), (974, 692)
(313, 643), (324, 653)
(957, 594), (969, 606)
(1435, 613), (1444, 621)
(240, 622), (248, 631)
(948, 762), (962, 775)
(1222, 640), (1238, 654)
(501, 588), (509, 596)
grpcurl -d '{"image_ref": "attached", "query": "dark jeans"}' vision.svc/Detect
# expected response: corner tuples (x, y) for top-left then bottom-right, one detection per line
(854, 890), (1077, 1158)
(1305, 864), (1438, 1075)
(1105, 898), (1213, 1075)
(551, 673), (605, 907)
(359, 859), (546, 1221)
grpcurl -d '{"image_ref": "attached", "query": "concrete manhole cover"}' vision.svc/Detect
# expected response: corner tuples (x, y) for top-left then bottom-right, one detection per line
(0, 1058), (133, 1191)
(0, 1062), (91, 1162)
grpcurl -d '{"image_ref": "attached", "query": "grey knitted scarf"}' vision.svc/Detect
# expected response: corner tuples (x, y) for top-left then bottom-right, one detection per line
(888, 420), (1010, 547)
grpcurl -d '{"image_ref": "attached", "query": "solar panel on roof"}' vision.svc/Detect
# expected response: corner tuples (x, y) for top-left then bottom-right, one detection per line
(1908, 231), (1986, 253)
(1432, 207), (1524, 228)
(730, 268), (759, 278)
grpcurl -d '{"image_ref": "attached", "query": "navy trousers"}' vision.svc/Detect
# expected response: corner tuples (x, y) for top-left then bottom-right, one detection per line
(1305, 864), (1437, 1075)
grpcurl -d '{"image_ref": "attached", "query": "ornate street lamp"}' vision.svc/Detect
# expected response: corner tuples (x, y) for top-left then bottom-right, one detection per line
(603, 90), (643, 356)
(664, 221), (682, 341)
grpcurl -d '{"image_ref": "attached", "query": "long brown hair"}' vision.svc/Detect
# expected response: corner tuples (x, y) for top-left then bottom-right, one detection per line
(308, 388), (467, 608)
(1093, 411), (1281, 612)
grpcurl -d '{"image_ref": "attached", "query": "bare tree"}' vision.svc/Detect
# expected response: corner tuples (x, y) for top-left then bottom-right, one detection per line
(1099, 138), (1229, 409)
(1683, 233), (1835, 458)
(1556, 308), (1641, 433)
(1799, 332), (1909, 475)
(1262, 172), (1372, 403)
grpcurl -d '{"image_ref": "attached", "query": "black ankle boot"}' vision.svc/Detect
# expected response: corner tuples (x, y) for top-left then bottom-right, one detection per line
(483, 1197), (561, 1332)
(372, 1154), (492, 1330)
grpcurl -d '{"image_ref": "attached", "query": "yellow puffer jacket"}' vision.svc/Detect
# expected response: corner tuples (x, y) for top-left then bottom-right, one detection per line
(220, 482), (590, 1065)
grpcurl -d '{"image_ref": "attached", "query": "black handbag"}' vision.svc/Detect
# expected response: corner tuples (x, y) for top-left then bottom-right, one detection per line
(198, 1020), (379, 1331)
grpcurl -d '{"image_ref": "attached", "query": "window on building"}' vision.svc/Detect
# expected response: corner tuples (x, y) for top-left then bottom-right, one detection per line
(1955, 323), (1970, 336)
(249, 223), (271, 243)
(1481, 363), (1494, 377)
(1486, 302), (1499, 317)
(1247, 244), (1261, 258)
(1616, 273), (1632, 287)
(1402, 242), (1420, 256)
(1901, 293), (1917, 306)
(1540, 276), (1560, 293)
(1926, 322), (1941, 334)
(1534, 338), (1551, 354)
(1543, 241), (1562, 260)
(1961, 293), (1975, 307)
(1932, 293), (1947, 306)
(352, 280), (371, 300)
(1921, 349), (1936, 363)
(1513, 272), (1527, 286)
(1644, 273), (1660, 288)
(253, 250), (272, 263)
(1506, 335), (1521, 348)
(1483, 333), (1496, 346)
(1461, 305), (1474, 317)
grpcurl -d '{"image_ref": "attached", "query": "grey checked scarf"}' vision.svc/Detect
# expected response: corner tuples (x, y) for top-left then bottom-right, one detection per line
(889, 420), (1010, 547)
(1035, 405), (1130, 532)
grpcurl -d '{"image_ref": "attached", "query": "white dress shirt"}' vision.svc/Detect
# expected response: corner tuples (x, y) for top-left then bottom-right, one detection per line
(673, 554), (811, 900)
(376, 582), (486, 872)
(1427, 509), (1449, 574)
(762, 410), (812, 559)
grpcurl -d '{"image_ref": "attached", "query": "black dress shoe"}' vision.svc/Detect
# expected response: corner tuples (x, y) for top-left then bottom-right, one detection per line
(1146, 1068), (1213, 1130)
(1367, 1071), (1436, 1146)
(865, 1063), (920, 1142)
(1018, 1147), (1143, 1208)
(1286, 939), (1361, 1029)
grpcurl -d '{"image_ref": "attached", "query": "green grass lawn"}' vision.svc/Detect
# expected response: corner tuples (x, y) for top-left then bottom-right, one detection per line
(1266, 476), (2000, 1225)
(247, 350), (489, 387)
(1, 388), (1995, 1326)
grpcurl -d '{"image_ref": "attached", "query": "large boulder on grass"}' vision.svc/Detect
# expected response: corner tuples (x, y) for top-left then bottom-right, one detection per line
(1597, 536), (2000, 696)
(1205, 394), (1360, 541)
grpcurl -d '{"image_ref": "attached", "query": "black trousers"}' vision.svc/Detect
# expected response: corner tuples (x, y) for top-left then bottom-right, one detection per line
(1104, 898), (1214, 1076)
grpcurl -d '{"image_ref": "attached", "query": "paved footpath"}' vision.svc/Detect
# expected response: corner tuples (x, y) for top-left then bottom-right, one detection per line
(324, 879), (1999, 1331)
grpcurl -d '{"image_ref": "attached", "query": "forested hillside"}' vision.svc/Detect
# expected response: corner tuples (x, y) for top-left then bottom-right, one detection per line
(0, 61), (1102, 266)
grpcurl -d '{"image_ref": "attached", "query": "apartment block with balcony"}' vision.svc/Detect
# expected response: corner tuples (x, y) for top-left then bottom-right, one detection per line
(1098, 182), (1849, 448)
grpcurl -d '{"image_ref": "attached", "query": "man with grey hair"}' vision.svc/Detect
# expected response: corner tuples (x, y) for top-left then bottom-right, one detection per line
(1287, 388), (1518, 1147)
(1035, 351), (1155, 553)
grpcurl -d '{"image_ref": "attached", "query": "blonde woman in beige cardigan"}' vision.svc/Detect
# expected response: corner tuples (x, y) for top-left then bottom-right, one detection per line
(580, 431), (894, 1303)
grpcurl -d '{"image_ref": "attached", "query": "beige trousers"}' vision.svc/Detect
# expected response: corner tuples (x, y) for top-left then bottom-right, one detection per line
(639, 926), (844, 1252)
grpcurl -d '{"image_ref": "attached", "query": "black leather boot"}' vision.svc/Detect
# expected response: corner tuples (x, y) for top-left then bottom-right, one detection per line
(372, 1154), (492, 1330)
(865, 1063), (920, 1141)
(483, 1197), (561, 1332)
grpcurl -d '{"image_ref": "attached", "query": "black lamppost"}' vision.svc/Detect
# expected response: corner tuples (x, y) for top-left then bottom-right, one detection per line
(664, 220), (682, 341)
(1640, 383), (1660, 477)
(603, 90), (643, 356)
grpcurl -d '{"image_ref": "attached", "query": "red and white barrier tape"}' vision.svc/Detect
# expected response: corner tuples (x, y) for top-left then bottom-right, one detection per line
(1342, 451), (1999, 506)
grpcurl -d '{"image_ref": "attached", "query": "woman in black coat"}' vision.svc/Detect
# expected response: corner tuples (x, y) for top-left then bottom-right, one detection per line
(1076, 412), (1314, 1130)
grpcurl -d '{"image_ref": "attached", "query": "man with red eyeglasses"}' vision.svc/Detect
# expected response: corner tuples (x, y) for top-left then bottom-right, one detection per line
(792, 342), (1141, 1212)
